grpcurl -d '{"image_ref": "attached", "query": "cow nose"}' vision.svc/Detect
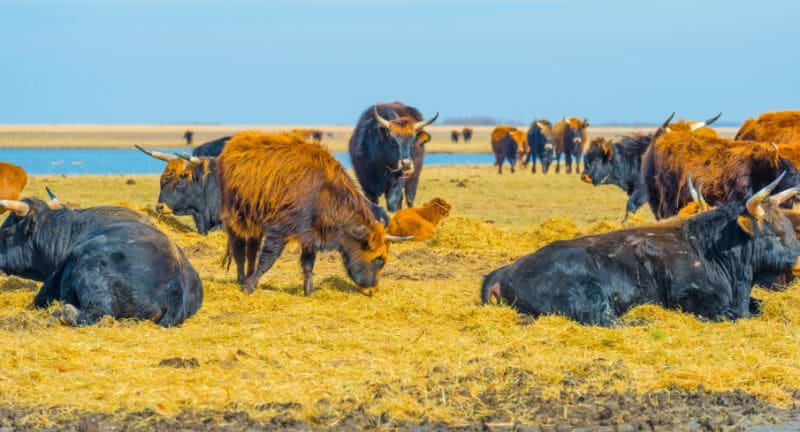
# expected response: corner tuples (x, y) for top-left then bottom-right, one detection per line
(400, 159), (414, 173)
(573, 137), (583, 144)
(155, 203), (172, 214)
(581, 173), (593, 184)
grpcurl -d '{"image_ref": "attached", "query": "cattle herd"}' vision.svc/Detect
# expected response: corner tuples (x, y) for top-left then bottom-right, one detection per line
(1, 105), (800, 328)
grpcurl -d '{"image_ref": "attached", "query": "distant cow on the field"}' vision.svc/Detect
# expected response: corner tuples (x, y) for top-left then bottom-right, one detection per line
(291, 128), (324, 142)
(736, 110), (800, 144)
(526, 119), (555, 173)
(0, 194), (202, 326)
(349, 102), (438, 212)
(462, 127), (473, 143)
(552, 117), (589, 174)
(387, 198), (452, 241)
(183, 130), (194, 146)
(191, 136), (232, 157)
(491, 126), (527, 174)
(219, 131), (412, 296)
(451, 130), (460, 143)
(0, 163), (27, 215)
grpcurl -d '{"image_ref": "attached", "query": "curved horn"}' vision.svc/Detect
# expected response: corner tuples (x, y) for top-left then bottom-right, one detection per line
(690, 112), (722, 131)
(746, 171), (785, 218)
(175, 153), (202, 163)
(771, 142), (780, 151)
(656, 111), (676, 136)
(687, 174), (702, 208)
(385, 235), (415, 242)
(413, 112), (439, 130)
(373, 107), (392, 129)
(45, 186), (61, 209)
(135, 145), (176, 162)
(769, 185), (800, 205)
(0, 199), (30, 217)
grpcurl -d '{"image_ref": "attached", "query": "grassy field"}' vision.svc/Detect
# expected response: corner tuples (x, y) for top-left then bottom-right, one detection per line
(0, 124), (739, 153)
(1, 165), (800, 429)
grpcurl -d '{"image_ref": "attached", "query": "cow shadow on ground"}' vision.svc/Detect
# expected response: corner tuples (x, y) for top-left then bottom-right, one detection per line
(255, 276), (365, 296)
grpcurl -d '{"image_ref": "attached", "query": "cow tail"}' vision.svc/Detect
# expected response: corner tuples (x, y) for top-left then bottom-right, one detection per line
(220, 247), (232, 270)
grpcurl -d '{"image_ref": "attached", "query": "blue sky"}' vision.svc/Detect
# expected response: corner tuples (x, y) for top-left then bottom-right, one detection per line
(1, 0), (798, 125)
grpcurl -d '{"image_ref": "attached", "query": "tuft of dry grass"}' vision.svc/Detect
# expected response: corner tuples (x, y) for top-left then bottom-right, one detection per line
(1, 166), (800, 427)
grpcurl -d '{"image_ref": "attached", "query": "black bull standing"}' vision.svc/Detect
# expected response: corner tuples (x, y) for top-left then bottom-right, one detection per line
(482, 176), (800, 326)
(349, 102), (438, 212)
(0, 196), (202, 326)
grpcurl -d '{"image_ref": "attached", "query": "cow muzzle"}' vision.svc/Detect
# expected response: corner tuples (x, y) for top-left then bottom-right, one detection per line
(793, 257), (800, 275)
(581, 173), (593, 184)
(155, 203), (173, 215)
(573, 137), (583, 145)
(398, 159), (415, 174)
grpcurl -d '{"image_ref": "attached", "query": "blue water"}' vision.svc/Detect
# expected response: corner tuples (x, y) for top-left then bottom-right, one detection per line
(0, 148), (499, 175)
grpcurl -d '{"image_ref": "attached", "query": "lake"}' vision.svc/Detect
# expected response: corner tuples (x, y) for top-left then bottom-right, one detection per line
(0, 148), (500, 175)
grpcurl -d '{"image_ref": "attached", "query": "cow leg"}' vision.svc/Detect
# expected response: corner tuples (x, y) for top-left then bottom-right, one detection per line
(574, 152), (582, 174)
(226, 228), (248, 284)
(404, 177), (419, 209)
(386, 179), (404, 212)
(192, 213), (208, 235)
(565, 152), (573, 174)
(510, 159), (516, 173)
(300, 248), (317, 296)
(531, 155), (537, 173)
(245, 235), (263, 278)
(554, 152), (561, 173)
(242, 234), (287, 294)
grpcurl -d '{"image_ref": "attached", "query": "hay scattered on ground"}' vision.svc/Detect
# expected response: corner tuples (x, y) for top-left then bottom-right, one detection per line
(2, 170), (800, 428)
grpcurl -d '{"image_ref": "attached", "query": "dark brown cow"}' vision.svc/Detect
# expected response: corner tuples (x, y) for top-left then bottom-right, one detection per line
(451, 130), (460, 143)
(736, 110), (800, 144)
(552, 117), (589, 174)
(642, 113), (800, 219)
(462, 127), (473, 143)
(218, 131), (410, 296)
(183, 129), (194, 146)
(0, 163), (27, 215)
(491, 126), (527, 174)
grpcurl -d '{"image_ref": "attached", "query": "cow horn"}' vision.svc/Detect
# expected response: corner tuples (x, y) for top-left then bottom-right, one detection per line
(175, 153), (202, 163)
(746, 171), (785, 218)
(385, 235), (414, 241)
(44, 186), (61, 209)
(413, 112), (439, 130)
(687, 174), (708, 211)
(771, 142), (780, 151)
(656, 111), (675, 136)
(374, 107), (392, 129)
(0, 199), (30, 217)
(135, 145), (177, 162)
(690, 112), (722, 131)
(769, 185), (800, 205)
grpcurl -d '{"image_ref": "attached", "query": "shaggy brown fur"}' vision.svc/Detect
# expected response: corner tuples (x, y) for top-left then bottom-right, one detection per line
(218, 131), (389, 295)
(387, 198), (452, 241)
(0, 163), (27, 215)
(736, 111), (800, 144)
(643, 120), (794, 219)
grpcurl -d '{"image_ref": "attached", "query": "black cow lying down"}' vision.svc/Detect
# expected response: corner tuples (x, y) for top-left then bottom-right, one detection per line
(482, 175), (800, 326)
(0, 195), (203, 327)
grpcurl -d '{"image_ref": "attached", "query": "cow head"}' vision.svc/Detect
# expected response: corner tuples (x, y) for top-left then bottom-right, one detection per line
(582, 137), (615, 185)
(533, 120), (555, 173)
(509, 130), (528, 161)
(341, 221), (391, 294)
(735, 173), (800, 275)
(374, 107), (438, 175)
(563, 117), (589, 146)
(0, 195), (59, 278)
(656, 112), (721, 137)
(135, 145), (215, 219)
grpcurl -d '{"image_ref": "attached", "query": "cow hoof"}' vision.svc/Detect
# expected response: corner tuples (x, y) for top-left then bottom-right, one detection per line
(359, 287), (374, 297)
(241, 281), (256, 295)
(49, 304), (80, 327)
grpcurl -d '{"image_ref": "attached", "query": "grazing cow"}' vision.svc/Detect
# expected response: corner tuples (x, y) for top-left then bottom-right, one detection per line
(183, 129), (194, 146)
(349, 102), (438, 212)
(387, 198), (452, 241)
(462, 127), (473, 143)
(0, 194), (202, 327)
(451, 130), (460, 143)
(736, 110), (800, 144)
(191, 136), (232, 157)
(135, 146), (221, 234)
(552, 117), (589, 174)
(218, 131), (411, 296)
(0, 163), (27, 215)
(642, 113), (799, 220)
(526, 119), (555, 173)
(491, 126), (527, 174)
(482, 177), (800, 326)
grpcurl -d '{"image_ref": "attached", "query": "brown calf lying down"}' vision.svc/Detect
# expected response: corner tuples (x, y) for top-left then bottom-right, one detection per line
(387, 198), (452, 240)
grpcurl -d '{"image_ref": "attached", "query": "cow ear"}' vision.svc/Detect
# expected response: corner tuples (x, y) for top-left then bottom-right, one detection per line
(737, 216), (756, 236)
(367, 224), (385, 250)
(601, 141), (613, 160)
